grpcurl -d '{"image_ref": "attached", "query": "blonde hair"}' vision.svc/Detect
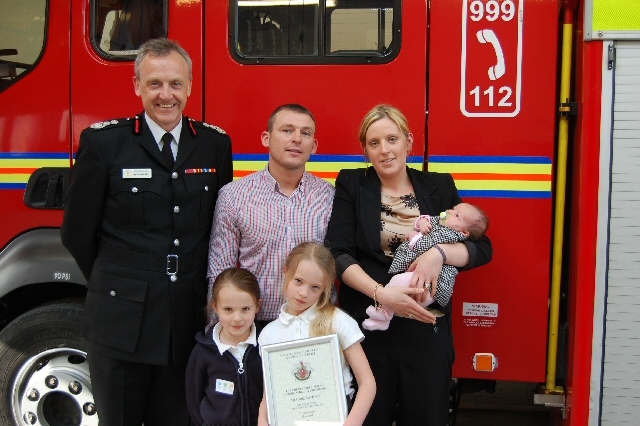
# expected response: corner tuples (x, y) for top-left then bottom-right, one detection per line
(283, 242), (337, 337)
(358, 104), (412, 151)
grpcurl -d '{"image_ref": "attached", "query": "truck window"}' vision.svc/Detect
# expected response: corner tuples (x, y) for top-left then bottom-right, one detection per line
(232, 0), (399, 64)
(92, 0), (167, 58)
(328, 7), (394, 54)
(0, 0), (46, 92)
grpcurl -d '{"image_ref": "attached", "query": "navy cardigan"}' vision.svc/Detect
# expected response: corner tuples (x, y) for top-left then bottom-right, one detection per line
(185, 327), (263, 426)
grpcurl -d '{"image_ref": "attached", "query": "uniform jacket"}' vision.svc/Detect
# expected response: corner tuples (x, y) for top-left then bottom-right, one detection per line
(185, 328), (263, 426)
(326, 167), (493, 320)
(61, 114), (233, 364)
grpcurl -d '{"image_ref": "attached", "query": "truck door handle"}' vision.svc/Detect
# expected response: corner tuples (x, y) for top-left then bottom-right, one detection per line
(24, 167), (71, 209)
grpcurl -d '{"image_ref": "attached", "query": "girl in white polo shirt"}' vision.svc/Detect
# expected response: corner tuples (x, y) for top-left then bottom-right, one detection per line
(258, 242), (376, 426)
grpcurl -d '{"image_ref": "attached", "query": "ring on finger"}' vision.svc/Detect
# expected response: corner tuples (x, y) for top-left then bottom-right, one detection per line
(424, 283), (432, 292)
(408, 313), (415, 319)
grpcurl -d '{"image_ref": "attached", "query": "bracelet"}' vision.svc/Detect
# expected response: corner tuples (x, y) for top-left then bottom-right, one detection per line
(433, 244), (447, 264)
(373, 284), (383, 311)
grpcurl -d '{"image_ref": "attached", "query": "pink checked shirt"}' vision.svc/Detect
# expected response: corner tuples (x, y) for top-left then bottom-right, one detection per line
(207, 168), (335, 320)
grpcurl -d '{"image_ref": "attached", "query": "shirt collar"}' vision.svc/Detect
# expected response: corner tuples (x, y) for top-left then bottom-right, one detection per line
(278, 302), (318, 325)
(211, 322), (257, 356)
(261, 166), (309, 195)
(144, 113), (183, 146)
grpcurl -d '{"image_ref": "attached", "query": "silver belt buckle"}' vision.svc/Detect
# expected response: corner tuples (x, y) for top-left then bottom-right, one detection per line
(166, 254), (178, 275)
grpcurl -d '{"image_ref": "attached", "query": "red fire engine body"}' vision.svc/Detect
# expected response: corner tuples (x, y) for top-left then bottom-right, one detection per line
(0, 0), (634, 425)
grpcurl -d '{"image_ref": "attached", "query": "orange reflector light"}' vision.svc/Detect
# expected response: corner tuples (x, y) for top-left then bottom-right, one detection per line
(473, 353), (498, 372)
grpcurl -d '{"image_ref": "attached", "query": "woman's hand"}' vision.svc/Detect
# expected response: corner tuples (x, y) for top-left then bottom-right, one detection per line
(377, 285), (436, 324)
(407, 248), (443, 304)
(339, 263), (436, 323)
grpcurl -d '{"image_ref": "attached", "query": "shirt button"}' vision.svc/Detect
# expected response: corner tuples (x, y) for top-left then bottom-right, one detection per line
(173, 206), (180, 213)
(131, 187), (138, 193)
(170, 275), (178, 282)
(110, 291), (116, 296)
(204, 186), (209, 191)
(172, 172), (178, 179)
(173, 239), (180, 246)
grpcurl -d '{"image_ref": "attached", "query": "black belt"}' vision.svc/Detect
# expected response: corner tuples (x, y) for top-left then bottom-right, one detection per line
(97, 244), (204, 275)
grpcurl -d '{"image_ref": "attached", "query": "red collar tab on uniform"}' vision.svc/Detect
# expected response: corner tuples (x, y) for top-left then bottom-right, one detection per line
(133, 115), (142, 135)
(187, 117), (197, 136)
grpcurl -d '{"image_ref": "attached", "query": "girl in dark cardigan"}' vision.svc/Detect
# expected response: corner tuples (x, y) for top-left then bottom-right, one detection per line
(186, 268), (263, 426)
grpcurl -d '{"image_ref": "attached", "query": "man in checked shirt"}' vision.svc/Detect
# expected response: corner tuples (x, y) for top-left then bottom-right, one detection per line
(207, 104), (335, 326)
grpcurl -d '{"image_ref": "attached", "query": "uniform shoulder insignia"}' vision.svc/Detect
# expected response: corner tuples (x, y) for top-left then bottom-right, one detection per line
(89, 119), (120, 129)
(200, 122), (227, 135)
(88, 118), (131, 131)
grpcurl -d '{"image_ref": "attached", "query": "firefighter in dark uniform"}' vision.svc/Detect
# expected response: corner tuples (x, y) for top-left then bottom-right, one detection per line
(61, 38), (232, 426)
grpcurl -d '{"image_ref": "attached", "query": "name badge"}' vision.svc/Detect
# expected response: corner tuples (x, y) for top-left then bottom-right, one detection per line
(215, 379), (235, 395)
(122, 169), (152, 179)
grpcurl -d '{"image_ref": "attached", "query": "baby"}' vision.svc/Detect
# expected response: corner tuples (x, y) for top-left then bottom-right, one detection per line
(363, 203), (488, 331)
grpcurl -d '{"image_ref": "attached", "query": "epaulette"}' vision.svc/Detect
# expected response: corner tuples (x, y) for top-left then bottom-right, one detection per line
(190, 118), (227, 135)
(88, 119), (131, 131)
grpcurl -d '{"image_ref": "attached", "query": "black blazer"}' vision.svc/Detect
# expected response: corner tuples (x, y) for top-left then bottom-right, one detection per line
(61, 114), (233, 364)
(326, 167), (492, 320)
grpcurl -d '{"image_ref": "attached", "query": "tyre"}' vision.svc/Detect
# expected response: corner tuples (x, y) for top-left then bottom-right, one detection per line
(0, 302), (98, 426)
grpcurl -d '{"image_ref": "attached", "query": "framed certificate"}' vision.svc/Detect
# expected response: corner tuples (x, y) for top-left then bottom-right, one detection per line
(261, 334), (347, 426)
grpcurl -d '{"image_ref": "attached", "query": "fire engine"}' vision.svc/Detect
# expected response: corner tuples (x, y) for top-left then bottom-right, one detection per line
(0, 0), (637, 425)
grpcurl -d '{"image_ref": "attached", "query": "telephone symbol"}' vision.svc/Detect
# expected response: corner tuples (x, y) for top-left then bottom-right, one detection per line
(476, 29), (505, 80)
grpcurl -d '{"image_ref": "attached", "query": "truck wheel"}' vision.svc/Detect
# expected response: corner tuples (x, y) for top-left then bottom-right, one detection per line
(0, 302), (98, 426)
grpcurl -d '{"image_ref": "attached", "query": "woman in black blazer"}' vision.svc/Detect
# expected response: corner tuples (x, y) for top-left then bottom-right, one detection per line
(326, 105), (492, 425)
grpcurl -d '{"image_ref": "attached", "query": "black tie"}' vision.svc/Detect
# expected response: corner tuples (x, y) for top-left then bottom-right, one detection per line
(161, 133), (174, 169)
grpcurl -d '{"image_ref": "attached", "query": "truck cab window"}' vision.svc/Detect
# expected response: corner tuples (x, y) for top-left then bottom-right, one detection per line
(328, 7), (393, 54)
(232, 0), (399, 64)
(93, 0), (167, 58)
(236, 1), (319, 57)
(0, 0), (46, 92)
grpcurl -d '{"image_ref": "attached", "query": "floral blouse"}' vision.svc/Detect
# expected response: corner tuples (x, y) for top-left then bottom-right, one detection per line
(380, 192), (419, 257)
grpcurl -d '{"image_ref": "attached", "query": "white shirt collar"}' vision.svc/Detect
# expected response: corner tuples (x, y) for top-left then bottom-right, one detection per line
(278, 302), (318, 325)
(211, 322), (257, 356)
(144, 113), (182, 147)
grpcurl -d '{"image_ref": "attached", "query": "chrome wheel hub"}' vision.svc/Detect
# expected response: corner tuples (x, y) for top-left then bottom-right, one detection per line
(11, 348), (98, 425)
